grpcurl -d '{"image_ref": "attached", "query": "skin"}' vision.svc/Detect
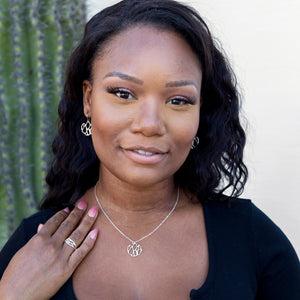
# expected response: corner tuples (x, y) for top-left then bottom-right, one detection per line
(0, 201), (99, 300)
(0, 26), (209, 299)
(84, 26), (201, 199)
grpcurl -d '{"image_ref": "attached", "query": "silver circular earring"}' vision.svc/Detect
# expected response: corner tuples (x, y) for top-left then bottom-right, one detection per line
(81, 115), (92, 136)
(191, 136), (199, 149)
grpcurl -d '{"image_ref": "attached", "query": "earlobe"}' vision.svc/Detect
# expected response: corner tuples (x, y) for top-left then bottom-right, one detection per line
(83, 80), (92, 115)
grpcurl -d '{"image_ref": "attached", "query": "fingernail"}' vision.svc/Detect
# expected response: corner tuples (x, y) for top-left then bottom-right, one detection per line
(77, 199), (87, 210)
(37, 224), (43, 233)
(89, 228), (98, 240)
(88, 206), (98, 218)
(64, 207), (70, 213)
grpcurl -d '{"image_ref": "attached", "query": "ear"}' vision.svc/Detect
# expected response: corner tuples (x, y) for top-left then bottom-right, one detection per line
(83, 80), (92, 117)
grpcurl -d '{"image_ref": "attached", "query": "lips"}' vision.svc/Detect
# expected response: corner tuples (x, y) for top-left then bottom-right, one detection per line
(121, 146), (168, 164)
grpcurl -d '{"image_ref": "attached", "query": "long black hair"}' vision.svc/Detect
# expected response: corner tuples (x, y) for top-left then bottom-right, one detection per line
(41, 0), (248, 209)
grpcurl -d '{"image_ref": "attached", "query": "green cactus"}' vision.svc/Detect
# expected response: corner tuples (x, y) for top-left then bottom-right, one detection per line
(0, 0), (86, 247)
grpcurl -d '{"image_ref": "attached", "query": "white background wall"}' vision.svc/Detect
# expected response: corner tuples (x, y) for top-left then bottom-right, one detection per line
(87, 0), (300, 256)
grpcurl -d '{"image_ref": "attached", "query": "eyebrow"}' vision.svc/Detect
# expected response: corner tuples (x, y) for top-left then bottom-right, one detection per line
(103, 72), (198, 91)
(165, 80), (199, 91)
(103, 72), (144, 85)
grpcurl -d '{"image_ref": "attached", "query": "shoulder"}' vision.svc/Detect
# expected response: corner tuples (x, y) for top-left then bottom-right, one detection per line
(220, 198), (297, 256)
(21, 209), (57, 233)
(1, 209), (57, 247)
(204, 196), (297, 255)
(205, 196), (280, 229)
(2, 209), (57, 247)
(204, 196), (300, 298)
(11, 209), (58, 242)
(203, 196), (255, 227)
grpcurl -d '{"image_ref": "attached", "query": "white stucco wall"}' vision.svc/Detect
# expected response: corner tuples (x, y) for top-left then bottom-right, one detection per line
(86, 0), (300, 256)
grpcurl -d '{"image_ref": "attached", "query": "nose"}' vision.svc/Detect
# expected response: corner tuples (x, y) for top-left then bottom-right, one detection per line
(130, 98), (166, 136)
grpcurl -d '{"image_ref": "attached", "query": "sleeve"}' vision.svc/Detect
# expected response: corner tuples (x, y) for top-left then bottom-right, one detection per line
(251, 203), (300, 299)
(0, 210), (56, 279)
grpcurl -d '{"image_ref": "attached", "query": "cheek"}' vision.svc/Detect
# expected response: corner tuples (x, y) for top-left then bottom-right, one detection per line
(170, 112), (199, 148)
(90, 101), (131, 152)
(90, 104), (114, 147)
(92, 116), (120, 144)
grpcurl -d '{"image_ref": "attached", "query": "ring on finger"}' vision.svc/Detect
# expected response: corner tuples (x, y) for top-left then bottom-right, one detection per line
(64, 237), (77, 250)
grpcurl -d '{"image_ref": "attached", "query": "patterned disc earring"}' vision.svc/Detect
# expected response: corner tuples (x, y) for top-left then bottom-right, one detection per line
(191, 136), (199, 149)
(81, 114), (92, 136)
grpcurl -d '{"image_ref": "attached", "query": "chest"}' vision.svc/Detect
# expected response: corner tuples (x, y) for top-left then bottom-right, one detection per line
(72, 212), (208, 300)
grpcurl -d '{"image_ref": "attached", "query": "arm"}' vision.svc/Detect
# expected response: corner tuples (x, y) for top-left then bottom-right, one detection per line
(0, 200), (99, 300)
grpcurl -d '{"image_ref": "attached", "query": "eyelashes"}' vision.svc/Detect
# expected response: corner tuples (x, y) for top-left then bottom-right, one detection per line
(106, 86), (196, 105)
(167, 97), (195, 106)
(106, 86), (134, 100)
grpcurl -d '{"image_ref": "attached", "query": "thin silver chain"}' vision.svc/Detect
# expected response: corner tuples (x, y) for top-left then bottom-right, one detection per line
(94, 182), (179, 244)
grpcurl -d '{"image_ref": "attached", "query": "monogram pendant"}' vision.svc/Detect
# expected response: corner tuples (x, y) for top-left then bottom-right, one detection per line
(127, 242), (142, 257)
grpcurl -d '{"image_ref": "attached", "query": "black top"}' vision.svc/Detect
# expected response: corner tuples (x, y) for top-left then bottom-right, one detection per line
(1, 199), (300, 299)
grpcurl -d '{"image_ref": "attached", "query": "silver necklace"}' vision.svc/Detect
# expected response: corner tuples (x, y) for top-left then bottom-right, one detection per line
(94, 183), (179, 257)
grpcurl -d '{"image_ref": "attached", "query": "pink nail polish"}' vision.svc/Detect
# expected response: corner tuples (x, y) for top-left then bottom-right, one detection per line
(77, 199), (87, 210)
(37, 224), (43, 233)
(89, 228), (98, 240)
(64, 207), (70, 213)
(88, 206), (98, 218)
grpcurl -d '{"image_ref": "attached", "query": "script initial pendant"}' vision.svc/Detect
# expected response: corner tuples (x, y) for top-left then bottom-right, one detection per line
(127, 242), (142, 257)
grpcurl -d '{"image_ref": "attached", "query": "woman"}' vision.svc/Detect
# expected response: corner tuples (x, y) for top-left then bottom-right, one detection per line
(0, 0), (299, 299)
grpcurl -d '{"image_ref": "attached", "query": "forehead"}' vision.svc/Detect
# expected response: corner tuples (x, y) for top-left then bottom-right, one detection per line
(91, 25), (202, 82)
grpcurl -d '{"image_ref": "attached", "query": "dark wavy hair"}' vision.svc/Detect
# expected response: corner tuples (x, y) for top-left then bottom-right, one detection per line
(41, 0), (248, 210)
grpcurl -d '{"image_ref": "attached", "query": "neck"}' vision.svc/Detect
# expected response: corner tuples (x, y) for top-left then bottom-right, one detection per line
(89, 169), (186, 243)
(95, 174), (177, 214)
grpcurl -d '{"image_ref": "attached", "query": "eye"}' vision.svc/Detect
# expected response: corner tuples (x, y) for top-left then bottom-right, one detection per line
(107, 87), (134, 100)
(116, 90), (133, 100)
(167, 97), (193, 106)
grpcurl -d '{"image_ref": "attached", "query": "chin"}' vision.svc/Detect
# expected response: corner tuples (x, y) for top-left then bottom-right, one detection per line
(117, 170), (173, 188)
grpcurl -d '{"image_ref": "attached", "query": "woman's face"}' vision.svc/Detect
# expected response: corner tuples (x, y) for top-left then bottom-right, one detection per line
(83, 25), (202, 188)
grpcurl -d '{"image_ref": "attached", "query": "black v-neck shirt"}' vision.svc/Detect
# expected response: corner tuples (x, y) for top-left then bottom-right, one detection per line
(1, 199), (300, 299)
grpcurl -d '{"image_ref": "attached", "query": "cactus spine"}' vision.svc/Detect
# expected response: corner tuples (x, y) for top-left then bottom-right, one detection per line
(0, 0), (86, 247)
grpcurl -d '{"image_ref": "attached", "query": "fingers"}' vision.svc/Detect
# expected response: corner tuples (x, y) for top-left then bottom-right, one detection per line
(38, 207), (70, 236)
(53, 199), (88, 241)
(38, 199), (98, 247)
(2, 199), (100, 299)
(62, 205), (99, 253)
(69, 228), (99, 269)
(35, 198), (100, 274)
